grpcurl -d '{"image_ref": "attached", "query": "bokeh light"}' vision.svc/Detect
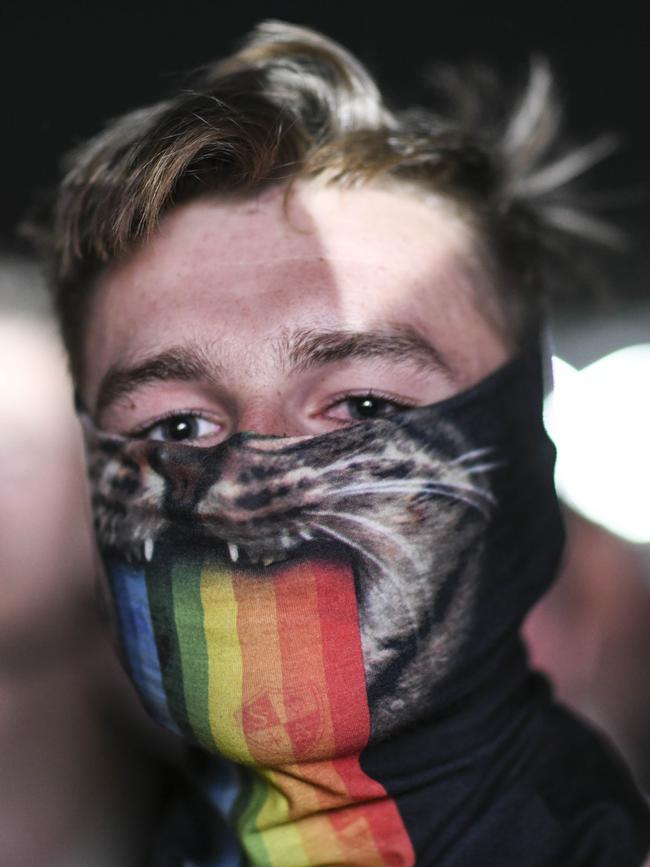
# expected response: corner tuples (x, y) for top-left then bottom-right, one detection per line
(545, 345), (650, 544)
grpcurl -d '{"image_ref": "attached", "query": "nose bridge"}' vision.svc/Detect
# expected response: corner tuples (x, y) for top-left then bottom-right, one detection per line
(235, 400), (300, 440)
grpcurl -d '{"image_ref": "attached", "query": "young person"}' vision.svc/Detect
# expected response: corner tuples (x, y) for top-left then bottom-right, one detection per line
(30, 20), (650, 866)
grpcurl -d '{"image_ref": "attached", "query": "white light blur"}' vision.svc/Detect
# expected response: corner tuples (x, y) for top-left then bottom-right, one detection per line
(544, 345), (650, 544)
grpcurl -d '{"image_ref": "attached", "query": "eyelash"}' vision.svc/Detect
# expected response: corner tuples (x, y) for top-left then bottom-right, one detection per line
(130, 390), (416, 438)
(131, 409), (216, 438)
(323, 389), (416, 415)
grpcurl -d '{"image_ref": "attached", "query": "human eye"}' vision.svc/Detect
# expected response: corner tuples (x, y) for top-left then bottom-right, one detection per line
(324, 391), (416, 423)
(134, 412), (222, 444)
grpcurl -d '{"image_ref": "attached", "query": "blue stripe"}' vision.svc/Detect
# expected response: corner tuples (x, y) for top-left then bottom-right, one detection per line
(108, 558), (181, 734)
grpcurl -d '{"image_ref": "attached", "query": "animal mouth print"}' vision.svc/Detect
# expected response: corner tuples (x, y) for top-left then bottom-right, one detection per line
(85, 409), (501, 739)
(81, 351), (573, 867)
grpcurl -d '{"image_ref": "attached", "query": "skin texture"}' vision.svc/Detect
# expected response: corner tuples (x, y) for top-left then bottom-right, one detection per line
(83, 183), (511, 442)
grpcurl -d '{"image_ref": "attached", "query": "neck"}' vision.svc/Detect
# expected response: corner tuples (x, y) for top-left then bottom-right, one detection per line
(190, 635), (548, 866)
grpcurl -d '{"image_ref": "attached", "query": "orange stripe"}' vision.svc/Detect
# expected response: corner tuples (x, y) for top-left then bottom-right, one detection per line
(233, 572), (294, 764)
(233, 571), (307, 863)
(274, 559), (336, 762)
(273, 559), (347, 863)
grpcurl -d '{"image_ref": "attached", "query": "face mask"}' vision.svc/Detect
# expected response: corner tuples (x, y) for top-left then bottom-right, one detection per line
(82, 348), (564, 866)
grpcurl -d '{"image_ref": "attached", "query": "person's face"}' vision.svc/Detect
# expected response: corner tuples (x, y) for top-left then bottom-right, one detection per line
(82, 183), (511, 443)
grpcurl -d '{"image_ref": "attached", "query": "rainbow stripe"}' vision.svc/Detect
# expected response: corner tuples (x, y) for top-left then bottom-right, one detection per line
(112, 549), (414, 866)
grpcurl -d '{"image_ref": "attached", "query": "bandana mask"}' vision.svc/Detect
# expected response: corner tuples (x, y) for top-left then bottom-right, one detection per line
(83, 349), (564, 866)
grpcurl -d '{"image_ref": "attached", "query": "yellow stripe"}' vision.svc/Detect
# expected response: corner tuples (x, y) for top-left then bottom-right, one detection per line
(200, 565), (253, 763)
(200, 565), (309, 865)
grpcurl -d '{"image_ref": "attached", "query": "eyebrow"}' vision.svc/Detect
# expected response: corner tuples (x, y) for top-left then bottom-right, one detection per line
(282, 324), (451, 375)
(94, 325), (453, 419)
(94, 344), (222, 418)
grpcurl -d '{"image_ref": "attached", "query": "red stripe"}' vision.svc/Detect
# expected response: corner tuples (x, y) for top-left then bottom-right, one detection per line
(315, 559), (415, 864)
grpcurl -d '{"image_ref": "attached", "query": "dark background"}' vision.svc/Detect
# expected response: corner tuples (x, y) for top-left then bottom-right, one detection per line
(2, 2), (649, 304)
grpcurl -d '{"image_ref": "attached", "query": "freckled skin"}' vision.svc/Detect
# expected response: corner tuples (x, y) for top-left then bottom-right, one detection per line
(83, 183), (510, 440)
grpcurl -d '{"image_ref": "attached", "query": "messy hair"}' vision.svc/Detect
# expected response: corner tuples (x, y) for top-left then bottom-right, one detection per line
(29, 20), (615, 384)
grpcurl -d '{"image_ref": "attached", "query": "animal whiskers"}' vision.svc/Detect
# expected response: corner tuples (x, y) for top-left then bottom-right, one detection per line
(307, 508), (421, 573)
(87, 414), (500, 740)
(308, 520), (389, 575)
(446, 447), (504, 474)
(319, 478), (496, 515)
(447, 446), (498, 466)
(309, 520), (423, 647)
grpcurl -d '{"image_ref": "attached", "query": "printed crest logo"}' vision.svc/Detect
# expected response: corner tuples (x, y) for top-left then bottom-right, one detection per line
(237, 682), (324, 760)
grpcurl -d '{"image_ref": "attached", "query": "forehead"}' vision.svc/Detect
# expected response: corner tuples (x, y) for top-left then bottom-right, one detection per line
(132, 182), (473, 272)
(85, 183), (503, 396)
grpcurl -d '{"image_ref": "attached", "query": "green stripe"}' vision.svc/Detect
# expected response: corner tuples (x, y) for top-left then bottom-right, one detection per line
(145, 549), (191, 736)
(170, 554), (213, 747)
(233, 766), (274, 866)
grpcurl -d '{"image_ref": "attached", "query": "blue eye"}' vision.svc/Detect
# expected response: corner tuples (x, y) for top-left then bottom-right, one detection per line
(146, 414), (219, 442)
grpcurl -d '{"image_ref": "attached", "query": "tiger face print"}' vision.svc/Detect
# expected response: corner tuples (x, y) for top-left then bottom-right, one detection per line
(84, 407), (500, 740)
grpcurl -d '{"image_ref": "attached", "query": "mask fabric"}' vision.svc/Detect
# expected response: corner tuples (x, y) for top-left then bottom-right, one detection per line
(84, 348), (566, 866)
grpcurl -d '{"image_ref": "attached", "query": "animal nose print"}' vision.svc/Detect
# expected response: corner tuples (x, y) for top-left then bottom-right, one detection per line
(149, 447), (218, 514)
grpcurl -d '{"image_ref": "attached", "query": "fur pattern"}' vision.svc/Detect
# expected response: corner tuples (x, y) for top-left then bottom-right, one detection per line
(86, 411), (501, 739)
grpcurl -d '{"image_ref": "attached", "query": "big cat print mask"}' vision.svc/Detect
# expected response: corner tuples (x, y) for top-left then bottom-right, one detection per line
(82, 348), (565, 866)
